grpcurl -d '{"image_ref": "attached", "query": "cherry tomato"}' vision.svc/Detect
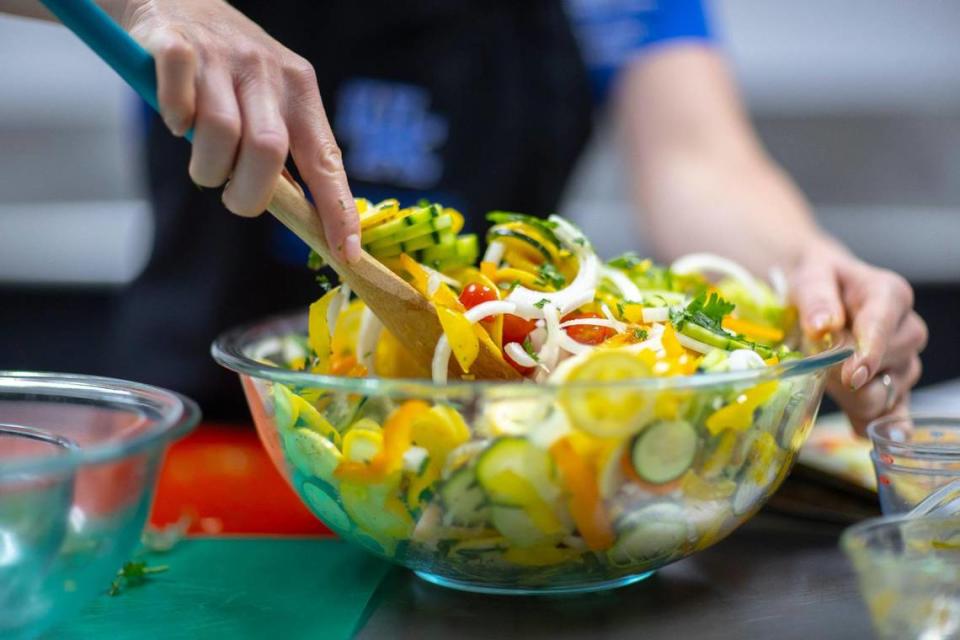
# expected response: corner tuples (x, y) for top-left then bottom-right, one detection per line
(502, 314), (537, 346)
(504, 349), (535, 376)
(562, 311), (615, 345)
(458, 282), (497, 309)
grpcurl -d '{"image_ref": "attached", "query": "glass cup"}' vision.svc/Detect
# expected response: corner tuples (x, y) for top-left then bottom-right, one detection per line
(843, 515), (960, 640)
(868, 416), (960, 514)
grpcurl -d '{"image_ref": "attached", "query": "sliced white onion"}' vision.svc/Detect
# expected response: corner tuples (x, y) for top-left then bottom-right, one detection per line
(768, 266), (788, 304)
(505, 217), (599, 318)
(357, 307), (383, 374)
(281, 336), (308, 365)
(504, 342), (538, 368)
(430, 300), (517, 383)
(537, 305), (562, 375)
(402, 446), (430, 473)
(423, 264), (461, 288)
(727, 349), (767, 371)
(483, 241), (505, 265)
(560, 318), (624, 331)
(670, 253), (766, 303)
(600, 303), (629, 333)
(326, 283), (351, 335)
(464, 300), (516, 323)
(432, 335), (452, 384)
(528, 326), (547, 351)
(559, 334), (593, 355)
(426, 272), (441, 297)
(641, 307), (671, 323)
(600, 265), (642, 300)
(676, 332), (717, 354)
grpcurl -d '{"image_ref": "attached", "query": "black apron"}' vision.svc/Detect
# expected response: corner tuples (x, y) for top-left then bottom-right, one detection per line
(2, 0), (593, 419)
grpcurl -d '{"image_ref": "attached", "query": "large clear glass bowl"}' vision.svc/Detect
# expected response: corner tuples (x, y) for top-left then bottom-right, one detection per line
(0, 372), (199, 639)
(213, 312), (850, 595)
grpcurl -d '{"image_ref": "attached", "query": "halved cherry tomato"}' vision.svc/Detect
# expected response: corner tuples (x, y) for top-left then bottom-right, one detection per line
(562, 312), (615, 346)
(458, 282), (498, 310)
(503, 349), (535, 376)
(502, 314), (537, 345)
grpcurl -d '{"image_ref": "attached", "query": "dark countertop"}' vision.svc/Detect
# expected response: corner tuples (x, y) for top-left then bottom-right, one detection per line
(359, 515), (874, 640)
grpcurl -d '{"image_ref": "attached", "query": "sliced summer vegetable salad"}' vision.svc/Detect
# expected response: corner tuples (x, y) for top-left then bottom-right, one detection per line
(261, 198), (815, 585)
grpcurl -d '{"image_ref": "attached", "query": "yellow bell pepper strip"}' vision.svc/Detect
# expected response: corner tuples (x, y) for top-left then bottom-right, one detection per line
(746, 431), (778, 484)
(549, 438), (615, 551)
(406, 405), (470, 509)
(399, 252), (430, 296)
(704, 381), (779, 435)
(358, 198), (399, 230)
(307, 287), (340, 373)
(445, 207), (465, 234)
(721, 316), (785, 343)
(331, 299), (366, 358)
(660, 324), (685, 359)
(334, 400), (429, 483)
(287, 389), (341, 448)
(437, 306), (480, 373)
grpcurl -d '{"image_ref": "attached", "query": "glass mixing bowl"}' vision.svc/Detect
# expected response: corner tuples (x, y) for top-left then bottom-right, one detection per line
(213, 312), (850, 595)
(0, 372), (199, 639)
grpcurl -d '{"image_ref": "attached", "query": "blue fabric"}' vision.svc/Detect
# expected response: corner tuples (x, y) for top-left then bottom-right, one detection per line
(565, 0), (714, 99)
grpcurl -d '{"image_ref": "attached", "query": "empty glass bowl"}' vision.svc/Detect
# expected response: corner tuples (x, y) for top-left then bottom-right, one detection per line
(843, 514), (960, 640)
(213, 312), (849, 594)
(0, 372), (199, 640)
(869, 417), (960, 514)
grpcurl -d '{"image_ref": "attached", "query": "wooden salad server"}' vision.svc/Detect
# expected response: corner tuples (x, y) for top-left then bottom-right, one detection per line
(39, 0), (520, 381)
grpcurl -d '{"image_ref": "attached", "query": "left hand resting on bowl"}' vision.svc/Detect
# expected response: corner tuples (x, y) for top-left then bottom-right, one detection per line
(788, 236), (928, 435)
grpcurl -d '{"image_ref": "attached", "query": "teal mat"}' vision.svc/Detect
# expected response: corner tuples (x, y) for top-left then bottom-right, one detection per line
(52, 538), (392, 640)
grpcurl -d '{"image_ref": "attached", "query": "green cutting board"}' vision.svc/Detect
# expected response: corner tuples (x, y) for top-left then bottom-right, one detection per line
(52, 538), (392, 640)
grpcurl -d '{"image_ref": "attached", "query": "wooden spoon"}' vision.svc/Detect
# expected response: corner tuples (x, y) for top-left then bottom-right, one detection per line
(37, 0), (519, 381)
(269, 177), (520, 381)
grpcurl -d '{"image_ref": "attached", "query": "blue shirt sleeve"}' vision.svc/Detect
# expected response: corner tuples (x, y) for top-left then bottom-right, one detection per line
(565, 0), (714, 100)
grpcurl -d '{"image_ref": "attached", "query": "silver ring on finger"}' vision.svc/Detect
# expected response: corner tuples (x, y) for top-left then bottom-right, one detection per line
(881, 372), (897, 413)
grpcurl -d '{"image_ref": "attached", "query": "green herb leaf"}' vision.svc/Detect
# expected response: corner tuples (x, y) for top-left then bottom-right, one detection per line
(108, 560), (169, 596)
(522, 336), (540, 361)
(315, 273), (333, 292)
(535, 263), (566, 289)
(633, 328), (649, 340)
(533, 298), (550, 309)
(615, 302), (625, 319)
(307, 250), (325, 271)
(671, 292), (735, 333)
(607, 252), (643, 270)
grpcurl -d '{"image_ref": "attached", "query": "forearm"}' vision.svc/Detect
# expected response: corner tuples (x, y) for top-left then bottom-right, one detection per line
(617, 46), (830, 274)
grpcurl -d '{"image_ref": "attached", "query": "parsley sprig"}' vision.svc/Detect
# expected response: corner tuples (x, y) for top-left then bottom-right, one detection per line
(670, 292), (735, 333)
(108, 561), (168, 596)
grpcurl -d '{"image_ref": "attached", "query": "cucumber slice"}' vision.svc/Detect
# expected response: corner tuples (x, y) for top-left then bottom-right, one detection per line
(486, 212), (562, 247)
(476, 437), (557, 507)
(439, 467), (490, 527)
(608, 502), (689, 566)
(365, 215), (453, 251)
(631, 420), (698, 485)
(678, 323), (774, 359)
(362, 204), (439, 245)
(301, 481), (351, 533)
(284, 428), (342, 483)
(490, 505), (553, 547)
(370, 229), (456, 258)
(422, 235), (479, 269)
(486, 227), (554, 261)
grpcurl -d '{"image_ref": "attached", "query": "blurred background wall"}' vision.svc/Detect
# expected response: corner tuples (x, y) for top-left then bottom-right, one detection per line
(1, 0), (958, 382)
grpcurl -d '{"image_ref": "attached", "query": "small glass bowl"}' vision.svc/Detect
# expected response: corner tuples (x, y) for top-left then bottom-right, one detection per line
(0, 372), (199, 640)
(842, 514), (960, 640)
(868, 417), (960, 514)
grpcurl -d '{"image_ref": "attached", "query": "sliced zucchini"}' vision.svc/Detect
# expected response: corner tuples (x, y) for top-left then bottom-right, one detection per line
(284, 427), (343, 483)
(475, 437), (557, 507)
(486, 211), (562, 248)
(486, 227), (554, 262)
(678, 323), (774, 359)
(301, 481), (351, 533)
(370, 229), (456, 258)
(439, 467), (490, 527)
(607, 502), (689, 567)
(365, 215), (453, 251)
(362, 204), (439, 244)
(631, 420), (698, 485)
(422, 234), (478, 262)
(490, 505), (555, 547)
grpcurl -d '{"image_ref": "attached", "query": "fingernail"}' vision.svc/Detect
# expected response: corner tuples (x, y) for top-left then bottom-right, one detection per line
(850, 365), (869, 391)
(344, 234), (361, 264)
(810, 312), (832, 333)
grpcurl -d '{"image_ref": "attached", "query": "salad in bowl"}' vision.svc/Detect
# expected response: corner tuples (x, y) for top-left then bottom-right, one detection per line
(213, 199), (850, 594)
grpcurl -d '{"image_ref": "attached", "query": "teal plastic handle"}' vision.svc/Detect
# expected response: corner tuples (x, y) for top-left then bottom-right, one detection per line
(39, 0), (192, 140)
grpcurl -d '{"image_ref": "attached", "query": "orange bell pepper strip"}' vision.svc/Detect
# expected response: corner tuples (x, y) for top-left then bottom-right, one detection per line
(334, 400), (430, 482)
(721, 317), (784, 343)
(549, 438), (615, 550)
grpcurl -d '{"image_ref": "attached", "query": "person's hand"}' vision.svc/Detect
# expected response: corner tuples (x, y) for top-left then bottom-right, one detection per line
(114, 0), (360, 262)
(788, 237), (927, 434)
